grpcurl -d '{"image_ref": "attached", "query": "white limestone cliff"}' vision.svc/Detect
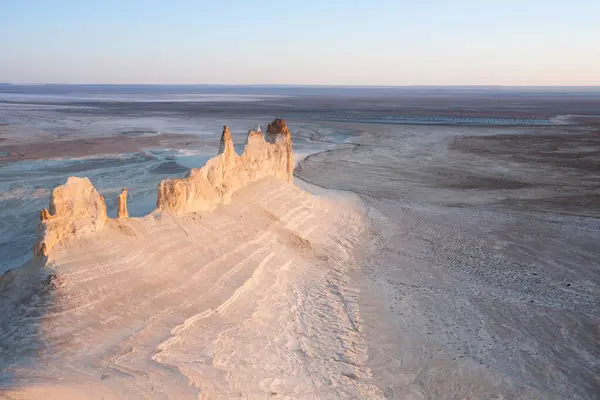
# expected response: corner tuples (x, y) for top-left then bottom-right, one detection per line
(34, 119), (294, 255)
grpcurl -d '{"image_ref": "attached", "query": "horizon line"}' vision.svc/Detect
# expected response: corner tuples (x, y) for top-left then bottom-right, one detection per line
(2, 82), (600, 89)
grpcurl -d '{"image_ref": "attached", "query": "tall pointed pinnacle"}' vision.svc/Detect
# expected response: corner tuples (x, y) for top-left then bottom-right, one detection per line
(218, 125), (238, 168)
(219, 125), (235, 155)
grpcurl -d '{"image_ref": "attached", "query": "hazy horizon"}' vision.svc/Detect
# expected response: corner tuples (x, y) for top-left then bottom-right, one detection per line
(2, 83), (600, 89)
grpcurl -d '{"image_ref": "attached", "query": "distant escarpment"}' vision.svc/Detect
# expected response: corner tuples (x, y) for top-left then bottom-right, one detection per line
(34, 119), (294, 256)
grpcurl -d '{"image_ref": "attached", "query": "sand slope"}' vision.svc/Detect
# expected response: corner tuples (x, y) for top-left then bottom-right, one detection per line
(0, 178), (383, 399)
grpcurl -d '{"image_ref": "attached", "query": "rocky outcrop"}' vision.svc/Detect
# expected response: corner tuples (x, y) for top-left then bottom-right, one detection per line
(34, 120), (295, 255)
(266, 118), (290, 137)
(117, 188), (128, 218)
(157, 119), (293, 214)
(35, 177), (108, 257)
(266, 119), (293, 182)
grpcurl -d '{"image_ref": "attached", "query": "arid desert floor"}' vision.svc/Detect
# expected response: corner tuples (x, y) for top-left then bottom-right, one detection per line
(1, 86), (599, 399)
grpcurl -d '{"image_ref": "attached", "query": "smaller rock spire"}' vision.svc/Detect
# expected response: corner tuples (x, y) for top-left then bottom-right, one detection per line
(40, 208), (51, 221)
(117, 188), (128, 218)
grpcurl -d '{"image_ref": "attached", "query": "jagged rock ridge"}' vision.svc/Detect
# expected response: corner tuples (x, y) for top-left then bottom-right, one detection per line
(157, 120), (293, 214)
(34, 119), (294, 255)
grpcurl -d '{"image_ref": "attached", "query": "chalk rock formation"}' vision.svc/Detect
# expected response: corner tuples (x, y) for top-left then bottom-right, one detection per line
(157, 119), (294, 214)
(266, 118), (290, 138)
(266, 118), (293, 182)
(247, 125), (264, 140)
(117, 188), (128, 218)
(35, 177), (107, 257)
(33, 120), (294, 255)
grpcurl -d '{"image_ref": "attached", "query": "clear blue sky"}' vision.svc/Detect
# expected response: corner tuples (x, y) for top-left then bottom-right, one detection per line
(1, 0), (598, 85)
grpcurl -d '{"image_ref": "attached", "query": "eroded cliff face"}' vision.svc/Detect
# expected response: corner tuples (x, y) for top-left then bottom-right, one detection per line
(34, 119), (294, 255)
(35, 177), (108, 257)
(157, 120), (293, 214)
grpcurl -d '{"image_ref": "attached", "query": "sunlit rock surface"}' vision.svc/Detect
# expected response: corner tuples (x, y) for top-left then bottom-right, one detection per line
(0, 120), (381, 399)
(157, 120), (293, 215)
(35, 177), (108, 256)
(116, 188), (129, 219)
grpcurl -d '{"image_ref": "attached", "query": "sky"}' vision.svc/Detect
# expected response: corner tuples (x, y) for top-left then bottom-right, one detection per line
(1, 0), (599, 85)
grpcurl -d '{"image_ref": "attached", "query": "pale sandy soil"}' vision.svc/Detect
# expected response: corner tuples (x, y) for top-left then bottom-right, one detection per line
(0, 178), (384, 399)
(296, 124), (600, 399)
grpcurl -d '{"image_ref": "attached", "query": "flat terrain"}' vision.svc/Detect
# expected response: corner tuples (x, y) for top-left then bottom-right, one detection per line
(296, 123), (600, 399)
(0, 133), (204, 162)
